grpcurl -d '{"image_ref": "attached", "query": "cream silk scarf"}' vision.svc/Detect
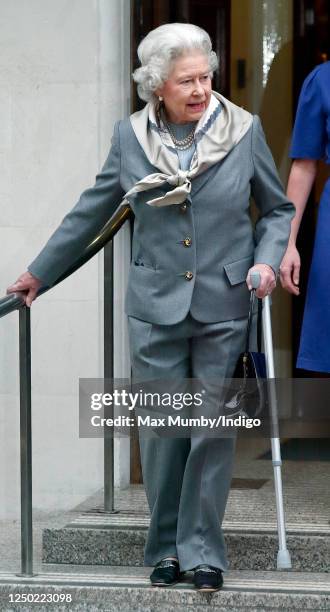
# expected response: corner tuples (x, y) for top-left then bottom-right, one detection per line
(122, 91), (253, 207)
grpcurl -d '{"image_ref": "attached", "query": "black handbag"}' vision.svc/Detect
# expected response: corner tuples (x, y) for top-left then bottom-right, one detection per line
(224, 290), (267, 419)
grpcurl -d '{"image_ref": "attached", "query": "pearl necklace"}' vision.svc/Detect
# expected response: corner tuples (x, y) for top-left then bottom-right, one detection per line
(165, 122), (196, 150)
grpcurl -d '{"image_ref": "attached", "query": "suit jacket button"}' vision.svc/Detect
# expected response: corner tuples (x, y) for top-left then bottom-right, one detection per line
(180, 202), (188, 213)
(185, 271), (194, 280)
(183, 237), (192, 247)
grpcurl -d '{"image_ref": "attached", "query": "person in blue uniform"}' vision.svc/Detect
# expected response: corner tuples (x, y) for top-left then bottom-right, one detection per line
(280, 61), (330, 373)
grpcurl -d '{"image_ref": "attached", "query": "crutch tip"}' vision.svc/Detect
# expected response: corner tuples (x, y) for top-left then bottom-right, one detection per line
(276, 549), (292, 570)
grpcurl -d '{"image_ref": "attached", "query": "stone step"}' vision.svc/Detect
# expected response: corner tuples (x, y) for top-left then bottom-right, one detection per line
(1, 567), (329, 611)
(42, 514), (330, 572)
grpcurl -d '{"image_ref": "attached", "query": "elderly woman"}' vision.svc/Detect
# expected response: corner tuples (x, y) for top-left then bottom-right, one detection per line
(7, 23), (294, 592)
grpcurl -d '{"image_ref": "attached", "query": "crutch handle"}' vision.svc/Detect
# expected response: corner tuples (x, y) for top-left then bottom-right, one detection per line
(250, 271), (261, 290)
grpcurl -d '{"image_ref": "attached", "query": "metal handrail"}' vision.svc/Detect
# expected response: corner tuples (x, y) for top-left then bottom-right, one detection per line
(0, 203), (132, 317)
(0, 293), (25, 317)
(0, 202), (132, 576)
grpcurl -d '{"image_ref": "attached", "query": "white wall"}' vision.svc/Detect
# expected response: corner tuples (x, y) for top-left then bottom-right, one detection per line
(0, 0), (131, 519)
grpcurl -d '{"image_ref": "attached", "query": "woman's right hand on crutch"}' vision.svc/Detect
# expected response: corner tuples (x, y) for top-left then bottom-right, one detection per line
(246, 263), (276, 299)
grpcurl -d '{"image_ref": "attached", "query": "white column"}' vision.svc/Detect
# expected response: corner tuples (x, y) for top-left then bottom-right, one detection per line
(97, 0), (132, 488)
(0, 0), (131, 519)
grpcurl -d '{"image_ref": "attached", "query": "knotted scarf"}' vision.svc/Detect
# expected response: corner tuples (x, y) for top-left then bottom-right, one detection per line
(122, 91), (253, 207)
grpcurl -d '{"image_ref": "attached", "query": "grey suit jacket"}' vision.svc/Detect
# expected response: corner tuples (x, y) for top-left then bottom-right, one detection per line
(28, 114), (295, 325)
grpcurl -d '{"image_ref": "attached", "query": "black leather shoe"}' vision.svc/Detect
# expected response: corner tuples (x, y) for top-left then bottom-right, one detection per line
(193, 564), (223, 592)
(150, 558), (183, 586)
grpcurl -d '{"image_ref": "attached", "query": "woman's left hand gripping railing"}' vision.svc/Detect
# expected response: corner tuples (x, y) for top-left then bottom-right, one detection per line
(0, 203), (132, 577)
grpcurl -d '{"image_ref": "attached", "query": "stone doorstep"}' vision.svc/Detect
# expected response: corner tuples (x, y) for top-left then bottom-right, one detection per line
(0, 569), (329, 612)
(59, 511), (330, 534)
(42, 523), (330, 572)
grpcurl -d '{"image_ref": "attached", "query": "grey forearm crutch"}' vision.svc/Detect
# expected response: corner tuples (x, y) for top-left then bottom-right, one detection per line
(250, 271), (292, 570)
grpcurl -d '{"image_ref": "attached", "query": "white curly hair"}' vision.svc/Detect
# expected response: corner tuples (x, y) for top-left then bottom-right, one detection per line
(132, 23), (218, 102)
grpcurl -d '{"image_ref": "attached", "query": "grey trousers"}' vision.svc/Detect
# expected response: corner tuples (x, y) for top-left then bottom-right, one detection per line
(127, 312), (252, 572)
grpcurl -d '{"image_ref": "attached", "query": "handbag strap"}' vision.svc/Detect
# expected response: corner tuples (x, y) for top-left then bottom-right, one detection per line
(244, 290), (262, 353)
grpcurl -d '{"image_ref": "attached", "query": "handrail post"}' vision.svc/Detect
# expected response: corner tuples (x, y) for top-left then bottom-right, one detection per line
(18, 306), (33, 576)
(104, 241), (115, 512)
